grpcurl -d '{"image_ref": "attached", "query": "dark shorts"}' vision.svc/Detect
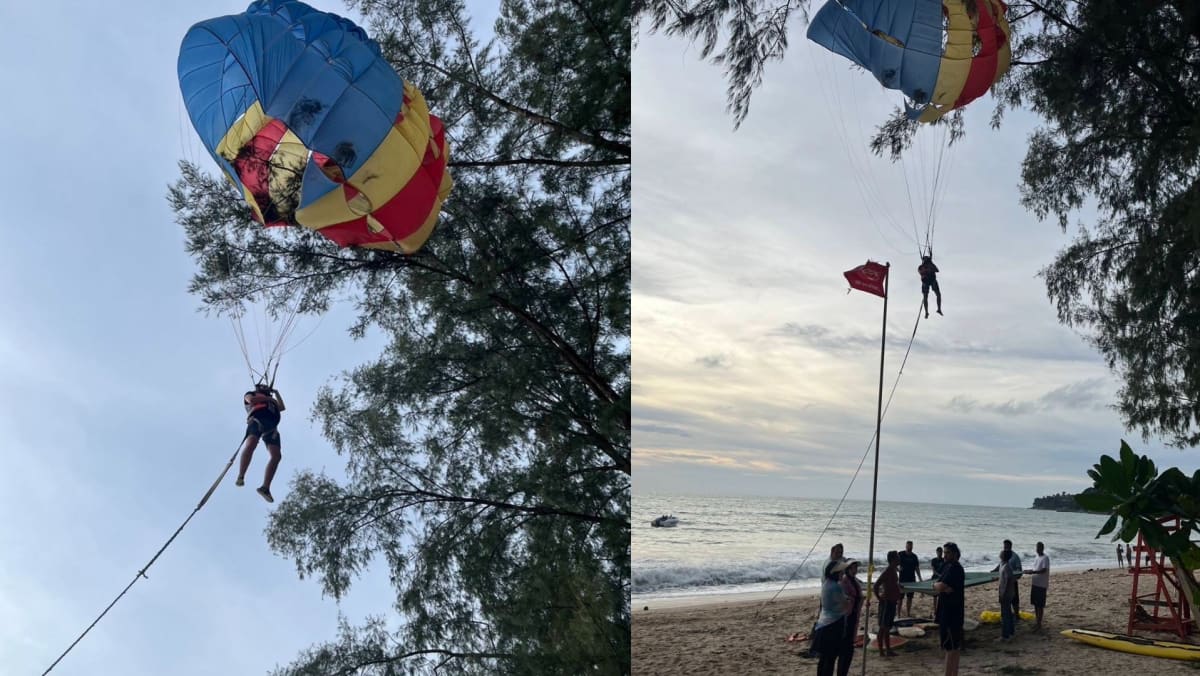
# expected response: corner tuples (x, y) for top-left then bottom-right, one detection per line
(939, 624), (964, 651)
(878, 600), (897, 628)
(246, 409), (281, 445)
(1031, 585), (1047, 608)
(922, 279), (940, 294)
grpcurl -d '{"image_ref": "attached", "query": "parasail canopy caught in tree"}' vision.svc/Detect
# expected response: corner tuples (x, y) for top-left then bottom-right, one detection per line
(807, 0), (1012, 123)
(177, 0), (452, 253)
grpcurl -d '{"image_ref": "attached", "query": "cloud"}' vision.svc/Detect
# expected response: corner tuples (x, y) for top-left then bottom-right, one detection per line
(630, 29), (1188, 509)
(947, 378), (1112, 417)
(695, 353), (731, 368)
(947, 395), (1038, 416)
(633, 264), (702, 304)
(635, 447), (787, 474)
(1041, 378), (1110, 409)
(772, 323), (875, 352)
(961, 471), (1092, 484)
(634, 422), (693, 438)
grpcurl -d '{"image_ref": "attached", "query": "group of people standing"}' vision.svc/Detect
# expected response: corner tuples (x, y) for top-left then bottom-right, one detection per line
(992, 539), (1051, 642)
(809, 539), (1051, 676)
(810, 541), (967, 676)
(811, 543), (862, 676)
(1116, 542), (1133, 567)
(870, 541), (926, 657)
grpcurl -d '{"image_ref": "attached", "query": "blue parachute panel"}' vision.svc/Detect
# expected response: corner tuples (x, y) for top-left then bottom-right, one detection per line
(178, 0), (404, 190)
(806, 0), (944, 105)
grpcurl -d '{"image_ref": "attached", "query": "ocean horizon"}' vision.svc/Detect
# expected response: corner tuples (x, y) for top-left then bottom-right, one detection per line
(633, 493), (1118, 605)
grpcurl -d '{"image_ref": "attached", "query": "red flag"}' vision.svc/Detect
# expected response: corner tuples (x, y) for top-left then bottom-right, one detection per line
(844, 260), (888, 298)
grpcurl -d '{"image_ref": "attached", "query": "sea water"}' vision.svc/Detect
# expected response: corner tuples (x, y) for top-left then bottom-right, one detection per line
(633, 494), (1117, 604)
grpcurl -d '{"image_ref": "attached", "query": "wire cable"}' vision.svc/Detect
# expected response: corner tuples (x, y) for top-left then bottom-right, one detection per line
(755, 299), (926, 615)
(40, 435), (250, 675)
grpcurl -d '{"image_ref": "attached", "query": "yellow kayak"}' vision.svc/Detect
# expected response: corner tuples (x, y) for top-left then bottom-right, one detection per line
(979, 609), (1035, 623)
(1061, 629), (1200, 661)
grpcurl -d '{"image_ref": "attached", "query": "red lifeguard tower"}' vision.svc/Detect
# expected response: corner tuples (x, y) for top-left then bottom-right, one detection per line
(1127, 516), (1196, 640)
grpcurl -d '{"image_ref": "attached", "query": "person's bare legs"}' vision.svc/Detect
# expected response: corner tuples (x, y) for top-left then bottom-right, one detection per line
(944, 649), (959, 676)
(237, 435), (260, 486)
(258, 443), (281, 502)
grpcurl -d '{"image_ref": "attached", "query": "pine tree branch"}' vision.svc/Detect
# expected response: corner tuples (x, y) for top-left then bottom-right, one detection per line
(486, 292), (627, 414)
(1025, 0), (1197, 115)
(448, 157), (629, 168)
(368, 252), (631, 459)
(420, 60), (631, 156)
(331, 649), (513, 675)
(1023, 0), (1081, 34)
(496, 214), (629, 277)
(373, 486), (629, 527)
(565, 0), (630, 86)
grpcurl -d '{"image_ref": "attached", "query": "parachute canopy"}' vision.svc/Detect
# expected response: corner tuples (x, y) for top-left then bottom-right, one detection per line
(178, 0), (452, 252)
(806, 0), (1012, 122)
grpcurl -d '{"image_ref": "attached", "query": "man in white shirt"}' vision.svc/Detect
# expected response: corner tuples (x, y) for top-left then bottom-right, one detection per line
(1024, 541), (1051, 631)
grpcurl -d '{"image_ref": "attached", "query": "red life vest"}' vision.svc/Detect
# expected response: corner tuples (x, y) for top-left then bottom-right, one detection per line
(244, 391), (277, 415)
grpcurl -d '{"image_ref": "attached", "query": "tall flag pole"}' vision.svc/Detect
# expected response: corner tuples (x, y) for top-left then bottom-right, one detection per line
(843, 260), (889, 676)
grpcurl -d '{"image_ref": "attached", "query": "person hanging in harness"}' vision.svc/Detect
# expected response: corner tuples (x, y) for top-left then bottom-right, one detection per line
(236, 383), (285, 503)
(918, 254), (943, 319)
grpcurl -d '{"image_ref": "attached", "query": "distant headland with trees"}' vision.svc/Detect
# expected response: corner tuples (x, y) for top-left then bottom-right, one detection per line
(1031, 488), (1104, 513)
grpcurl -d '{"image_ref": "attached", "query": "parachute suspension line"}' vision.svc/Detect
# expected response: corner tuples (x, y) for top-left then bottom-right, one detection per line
(911, 128), (934, 254)
(916, 123), (954, 257)
(229, 311), (264, 385)
(40, 434), (251, 676)
(261, 283), (309, 386)
(270, 296), (304, 361)
(254, 304), (271, 375)
(899, 153), (923, 257)
(809, 43), (917, 255)
(816, 0), (957, 259)
(222, 266), (307, 388)
(926, 123), (955, 253)
(276, 310), (327, 362)
(842, 95), (919, 253)
(177, 92), (198, 168)
(214, 245), (268, 386)
(255, 305), (301, 388)
(755, 300), (927, 615)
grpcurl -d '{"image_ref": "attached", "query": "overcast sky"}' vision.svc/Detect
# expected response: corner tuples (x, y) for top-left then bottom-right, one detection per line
(631, 22), (1196, 508)
(0, 2), (497, 674)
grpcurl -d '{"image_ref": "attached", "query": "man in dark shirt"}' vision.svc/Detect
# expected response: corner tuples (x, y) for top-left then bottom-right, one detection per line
(897, 540), (922, 616)
(930, 546), (946, 580)
(934, 541), (966, 676)
(918, 255), (943, 318)
(930, 546), (946, 616)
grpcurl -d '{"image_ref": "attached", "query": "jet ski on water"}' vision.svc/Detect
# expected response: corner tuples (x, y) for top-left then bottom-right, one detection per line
(651, 514), (679, 528)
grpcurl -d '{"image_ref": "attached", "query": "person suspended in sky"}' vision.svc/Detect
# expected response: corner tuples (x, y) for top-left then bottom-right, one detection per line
(919, 254), (943, 319)
(236, 383), (285, 503)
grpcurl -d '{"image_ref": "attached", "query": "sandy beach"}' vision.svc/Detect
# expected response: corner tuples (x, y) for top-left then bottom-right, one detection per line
(633, 567), (1199, 674)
